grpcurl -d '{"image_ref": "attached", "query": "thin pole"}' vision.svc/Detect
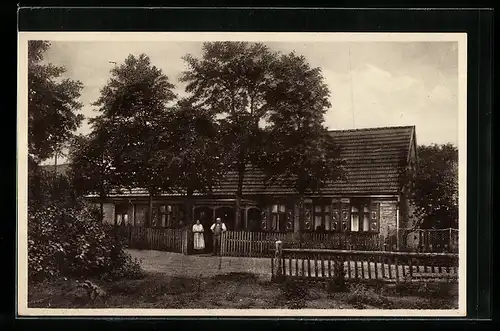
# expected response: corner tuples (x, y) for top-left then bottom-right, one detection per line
(348, 44), (355, 128)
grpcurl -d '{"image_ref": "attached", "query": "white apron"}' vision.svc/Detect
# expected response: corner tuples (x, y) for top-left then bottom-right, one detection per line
(192, 224), (205, 250)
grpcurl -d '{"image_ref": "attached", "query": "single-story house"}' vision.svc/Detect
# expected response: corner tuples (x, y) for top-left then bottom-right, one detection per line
(84, 125), (418, 249)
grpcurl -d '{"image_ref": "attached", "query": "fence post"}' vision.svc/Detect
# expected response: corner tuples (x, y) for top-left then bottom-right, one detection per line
(272, 240), (284, 282)
(449, 228), (452, 252)
(181, 228), (189, 255)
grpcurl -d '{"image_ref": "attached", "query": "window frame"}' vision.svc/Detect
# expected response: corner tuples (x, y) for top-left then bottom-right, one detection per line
(349, 200), (380, 233)
(312, 202), (330, 232)
(271, 204), (286, 232)
(115, 204), (129, 226)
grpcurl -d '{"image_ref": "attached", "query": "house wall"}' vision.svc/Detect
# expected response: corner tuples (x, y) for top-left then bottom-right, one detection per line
(127, 204), (135, 225)
(134, 204), (148, 227)
(102, 197), (402, 245)
(102, 203), (115, 225)
(378, 201), (398, 240)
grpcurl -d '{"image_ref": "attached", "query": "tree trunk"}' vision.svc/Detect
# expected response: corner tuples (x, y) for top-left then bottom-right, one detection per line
(185, 188), (194, 226)
(298, 192), (305, 247)
(148, 193), (153, 228)
(99, 184), (105, 222)
(235, 161), (245, 230)
(52, 151), (58, 200)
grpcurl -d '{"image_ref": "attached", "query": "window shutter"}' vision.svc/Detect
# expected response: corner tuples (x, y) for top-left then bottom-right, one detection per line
(331, 200), (340, 231)
(304, 204), (312, 231)
(285, 204), (294, 232)
(370, 202), (380, 232)
(261, 208), (268, 231)
(340, 200), (350, 232)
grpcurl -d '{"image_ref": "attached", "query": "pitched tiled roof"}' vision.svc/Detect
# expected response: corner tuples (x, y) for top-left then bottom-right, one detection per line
(211, 125), (414, 196)
(95, 125), (415, 198)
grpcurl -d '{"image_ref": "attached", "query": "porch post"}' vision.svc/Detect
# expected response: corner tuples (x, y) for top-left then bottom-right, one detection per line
(396, 203), (400, 251)
(243, 206), (249, 230)
(293, 201), (300, 241)
(131, 203), (136, 226)
(272, 240), (284, 282)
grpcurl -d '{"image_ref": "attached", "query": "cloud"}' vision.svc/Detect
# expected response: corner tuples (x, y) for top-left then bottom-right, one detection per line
(322, 63), (457, 145)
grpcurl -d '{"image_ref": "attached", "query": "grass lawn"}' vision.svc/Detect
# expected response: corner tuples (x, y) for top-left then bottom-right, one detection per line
(28, 271), (458, 310)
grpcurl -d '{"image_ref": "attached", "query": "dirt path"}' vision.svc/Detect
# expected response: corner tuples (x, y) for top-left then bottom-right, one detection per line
(126, 249), (272, 280)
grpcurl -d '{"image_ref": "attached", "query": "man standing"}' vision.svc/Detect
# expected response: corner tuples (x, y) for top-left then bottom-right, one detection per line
(210, 217), (227, 256)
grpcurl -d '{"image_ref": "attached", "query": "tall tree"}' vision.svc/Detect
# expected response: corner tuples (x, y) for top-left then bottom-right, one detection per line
(412, 144), (459, 229)
(28, 41), (84, 164)
(28, 40), (84, 208)
(89, 54), (177, 226)
(260, 52), (344, 242)
(180, 42), (278, 229)
(70, 133), (118, 218)
(166, 99), (226, 225)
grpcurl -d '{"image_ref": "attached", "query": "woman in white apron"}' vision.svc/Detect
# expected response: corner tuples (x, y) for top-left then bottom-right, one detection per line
(192, 220), (205, 252)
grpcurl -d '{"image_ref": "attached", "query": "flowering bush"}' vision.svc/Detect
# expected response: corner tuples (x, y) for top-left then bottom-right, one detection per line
(28, 203), (143, 282)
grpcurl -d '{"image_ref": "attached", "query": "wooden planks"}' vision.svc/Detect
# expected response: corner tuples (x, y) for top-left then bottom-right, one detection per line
(276, 248), (458, 283)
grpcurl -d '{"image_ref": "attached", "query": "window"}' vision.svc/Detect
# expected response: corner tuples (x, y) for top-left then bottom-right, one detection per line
(115, 205), (129, 226)
(313, 204), (330, 232)
(271, 204), (286, 232)
(350, 202), (379, 232)
(158, 205), (181, 228)
(362, 205), (370, 231)
(350, 206), (360, 232)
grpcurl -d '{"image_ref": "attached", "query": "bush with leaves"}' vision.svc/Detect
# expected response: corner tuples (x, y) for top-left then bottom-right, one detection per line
(279, 279), (309, 309)
(28, 202), (143, 282)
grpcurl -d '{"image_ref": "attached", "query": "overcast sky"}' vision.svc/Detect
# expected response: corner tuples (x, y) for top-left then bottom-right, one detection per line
(41, 40), (459, 164)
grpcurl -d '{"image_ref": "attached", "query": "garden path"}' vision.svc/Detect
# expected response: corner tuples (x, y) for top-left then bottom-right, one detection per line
(126, 249), (272, 280)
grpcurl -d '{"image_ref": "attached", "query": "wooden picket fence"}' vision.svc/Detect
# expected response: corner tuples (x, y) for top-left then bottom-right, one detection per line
(406, 228), (459, 253)
(119, 227), (459, 257)
(290, 232), (383, 250)
(272, 246), (459, 283)
(220, 231), (382, 258)
(220, 231), (294, 257)
(123, 226), (187, 253)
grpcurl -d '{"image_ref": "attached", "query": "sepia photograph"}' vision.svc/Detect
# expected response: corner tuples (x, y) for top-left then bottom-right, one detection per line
(17, 32), (467, 317)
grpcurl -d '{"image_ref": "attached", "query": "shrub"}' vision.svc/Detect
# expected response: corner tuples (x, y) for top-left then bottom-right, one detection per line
(327, 260), (347, 293)
(28, 202), (143, 282)
(280, 279), (309, 309)
(346, 283), (393, 309)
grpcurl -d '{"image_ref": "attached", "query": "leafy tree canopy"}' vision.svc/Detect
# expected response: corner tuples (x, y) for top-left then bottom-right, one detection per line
(28, 41), (84, 163)
(88, 54), (177, 195)
(260, 52), (344, 194)
(180, 42), (278, 167)
(413, 143), (458, 229)
(166, 99), (226, 194)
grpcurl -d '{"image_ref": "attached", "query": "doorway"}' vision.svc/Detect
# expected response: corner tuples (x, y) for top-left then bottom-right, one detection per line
(247, 208), (262, 231)
(193, 206), (214, 254)
(215, 207), (236, 230)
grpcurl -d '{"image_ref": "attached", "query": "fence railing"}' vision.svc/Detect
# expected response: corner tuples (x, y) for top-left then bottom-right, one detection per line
(221, 231), (384, 258)
(220, 231), (294, 257)
(122, 226), (188, 253)
(271, 243), (459, 283)
(401, 228), (459, 253)
(289, 232), (383, 250)
(119, 226), (459, 257)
